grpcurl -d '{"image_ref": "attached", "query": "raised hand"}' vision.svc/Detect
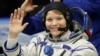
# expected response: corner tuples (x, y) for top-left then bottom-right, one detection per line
(21, 0), (38, 13)
(9, 8), (28, 39)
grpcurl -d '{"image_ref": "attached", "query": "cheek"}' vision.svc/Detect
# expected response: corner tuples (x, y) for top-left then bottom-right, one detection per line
(45, 22), (50, 28)
(60, 20), (67, 27)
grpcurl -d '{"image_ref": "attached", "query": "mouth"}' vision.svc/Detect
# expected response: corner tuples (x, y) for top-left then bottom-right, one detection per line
(50, 28), (58, 31)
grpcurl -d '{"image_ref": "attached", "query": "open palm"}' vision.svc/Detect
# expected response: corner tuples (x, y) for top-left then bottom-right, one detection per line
(9, 8), (28, 35)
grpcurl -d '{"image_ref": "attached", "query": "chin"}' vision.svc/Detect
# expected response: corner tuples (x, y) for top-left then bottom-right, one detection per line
(51, 32), (61, 37)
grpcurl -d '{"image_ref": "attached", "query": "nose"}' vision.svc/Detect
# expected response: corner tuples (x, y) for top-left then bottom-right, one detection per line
(52, 20), (58, 25)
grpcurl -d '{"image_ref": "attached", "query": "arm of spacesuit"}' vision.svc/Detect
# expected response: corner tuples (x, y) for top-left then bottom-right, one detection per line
(3, 37), (37, 56)
(3, 38), (22, 56)
(70, 39), (98, 56)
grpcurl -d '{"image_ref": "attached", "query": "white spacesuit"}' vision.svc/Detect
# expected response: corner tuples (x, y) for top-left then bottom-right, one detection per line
(3, 30), (98, 56)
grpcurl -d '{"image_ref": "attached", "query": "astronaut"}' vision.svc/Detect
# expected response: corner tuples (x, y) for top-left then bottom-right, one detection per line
(3, 2), (98, 56)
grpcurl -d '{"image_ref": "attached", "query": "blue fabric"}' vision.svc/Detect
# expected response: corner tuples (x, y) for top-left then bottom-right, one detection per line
(22, 0), (100, 55)
(22, 12), (44, 35)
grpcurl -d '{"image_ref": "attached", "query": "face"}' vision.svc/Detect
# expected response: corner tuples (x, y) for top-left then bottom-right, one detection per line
(45, 10), (67, 38)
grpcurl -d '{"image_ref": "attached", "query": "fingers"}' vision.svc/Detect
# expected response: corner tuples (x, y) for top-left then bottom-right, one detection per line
(17, 8), (21, 20)
(11, 9), (18, 21)
(9, 8), (28, 34)
(33, 5), (38, 8)
(31, 5), (38, 11)
(10, 8), (25, 24)
(25, 0), (32, 2)
(24, 0), (32, 5)
(20, 10), (25, 23)
(10, 13), (13, 22)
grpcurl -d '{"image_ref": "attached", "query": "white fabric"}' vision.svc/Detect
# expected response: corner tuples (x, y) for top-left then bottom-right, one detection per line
(7, 37), (18, 49)
(3, 31), (98, 56)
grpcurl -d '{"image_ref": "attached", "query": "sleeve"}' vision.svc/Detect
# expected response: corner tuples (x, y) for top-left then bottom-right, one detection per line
(3, 38), (21, 56)
(63, 0), (100, 14)
(70, 39), (98, 56)
(71, 45), (98, 56)
(3, 37), (38, 56)
(22, 8), (45, 35)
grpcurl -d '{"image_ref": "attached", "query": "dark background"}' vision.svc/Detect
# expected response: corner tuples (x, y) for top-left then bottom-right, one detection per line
(0, 0), (24, 17)
(0, 0), (50, 17)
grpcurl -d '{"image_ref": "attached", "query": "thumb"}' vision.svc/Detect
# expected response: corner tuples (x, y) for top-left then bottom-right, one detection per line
(32, 5), (38, 9)
(22, 22), (29, 29)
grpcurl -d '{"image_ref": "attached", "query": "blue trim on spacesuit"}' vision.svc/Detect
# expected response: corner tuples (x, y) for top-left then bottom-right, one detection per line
(4, 41), (19, 52)
(70, 45), (96, 56)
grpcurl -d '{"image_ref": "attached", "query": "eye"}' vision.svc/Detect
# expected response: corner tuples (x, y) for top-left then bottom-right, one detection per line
(57, 17), (63, 21)
(46, 18), (52, 22)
